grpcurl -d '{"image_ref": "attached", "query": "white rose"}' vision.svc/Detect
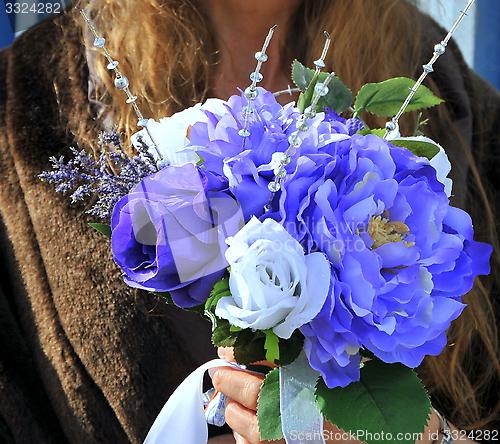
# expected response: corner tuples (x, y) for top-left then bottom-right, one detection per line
(215, 217), (331, 339)
(131, 98), (227, 166)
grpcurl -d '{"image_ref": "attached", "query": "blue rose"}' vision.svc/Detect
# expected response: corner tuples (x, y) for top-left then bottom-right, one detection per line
(111, 163), (243, 307)
(275, 134), (491, 388)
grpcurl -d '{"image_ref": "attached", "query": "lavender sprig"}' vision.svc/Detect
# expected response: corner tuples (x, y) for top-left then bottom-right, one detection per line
(39, 130), (159, 218)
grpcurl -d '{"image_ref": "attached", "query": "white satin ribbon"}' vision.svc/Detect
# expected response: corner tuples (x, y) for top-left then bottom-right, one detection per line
(145, 355), (326, 444)
(144, 359), (240, 444)
(280, 352), (326, 444)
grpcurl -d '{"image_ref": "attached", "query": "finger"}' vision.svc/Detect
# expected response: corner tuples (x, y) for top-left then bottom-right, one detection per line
(225, 401), (285, 444)
(218, 347), (236, 362)
(212, 367), (264, 411)
(233, 432), (251, 444)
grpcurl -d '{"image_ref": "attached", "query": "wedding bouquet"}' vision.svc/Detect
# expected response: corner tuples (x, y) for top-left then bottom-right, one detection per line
(41, 5), (490, 443)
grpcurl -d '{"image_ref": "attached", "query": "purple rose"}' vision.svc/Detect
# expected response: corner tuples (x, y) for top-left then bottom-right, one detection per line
(186, 88), (347, 220)
(111, 163), (243, 307)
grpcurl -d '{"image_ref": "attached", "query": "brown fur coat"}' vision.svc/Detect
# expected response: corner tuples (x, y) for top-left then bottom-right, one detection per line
(0, 10), (499, 444)
(0, 14), (218, 444)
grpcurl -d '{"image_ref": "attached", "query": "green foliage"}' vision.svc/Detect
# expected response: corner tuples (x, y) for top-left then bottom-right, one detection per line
(264, 330), (280, 363)
(276, 330), (304, 366)
(356, 128), (386, 137)
(292, 61), (352, 114)
(315, 358), (431, 444)
(257, 368), (284, 441)
(205, 276), (231, 313)
(354, 77), (443, 118)
(389, 139), (440, 160)
(88, 222), (112, 238)
(211, 319), (238, 348)
(234, 329), (267, 364)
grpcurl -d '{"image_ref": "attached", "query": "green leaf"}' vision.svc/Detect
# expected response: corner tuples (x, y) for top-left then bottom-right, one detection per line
(264, 330), (280, 364)
(354, 77), (443, 118)
(291, 60), (312, 92)
(234, 329), (266, 365)
(315, 358), (431, 444)
(356, 128), (386, 137)
(88, 223), (112, 238)
(389, 139), (440, 160)
(230, 325), (243, 332)
(277, 330), (304, 366)
(293, 61), (352, 114)
(257, 368), (283, 441)
(205, 276), (231, 313)
(211, 319), (238, 348)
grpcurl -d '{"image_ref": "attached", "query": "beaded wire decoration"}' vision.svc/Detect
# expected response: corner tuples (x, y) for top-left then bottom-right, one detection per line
(76, 6), (163, 161)
(77, 0), (476, 190)
(384, 0), (477, 138)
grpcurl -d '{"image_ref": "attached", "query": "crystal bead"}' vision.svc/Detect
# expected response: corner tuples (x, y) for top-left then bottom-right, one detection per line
(314, 83), (329, 96)
(274, 167), (286, 178)
(263, 204), (273, 213)
(93, 37), (106, 48)
(303, 106), (317, 119)
(242, 106), (254, 115)
(244, 87), (258, 100)
(114, 76), (129, 90)
(288, 132), (302, 147)
(126, 96), (138, 103)
(107, 60), (119, 70)
(250, 72), (263, 83)
(422, 64), (434, 73)
(254, 51), (268, 62)
(314, 59), (326, 69)
(138, 118), (149, 127)
(238, 128), (251, 137)
(268, 181), (281, 192)
(157, 159), (169, 169)
(385, 121), (397, 131)
(282, 155), (291, 165)
(434, 43), (446, 55)
(297, 120), (309, 132)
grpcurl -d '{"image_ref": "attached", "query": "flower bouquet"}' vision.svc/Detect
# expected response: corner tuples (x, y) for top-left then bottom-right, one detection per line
(41, 3), (490, 443)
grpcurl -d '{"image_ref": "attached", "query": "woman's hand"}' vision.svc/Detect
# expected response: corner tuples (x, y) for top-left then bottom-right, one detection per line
(211, 348), (472, 444)
(211, 348), (276, 444)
